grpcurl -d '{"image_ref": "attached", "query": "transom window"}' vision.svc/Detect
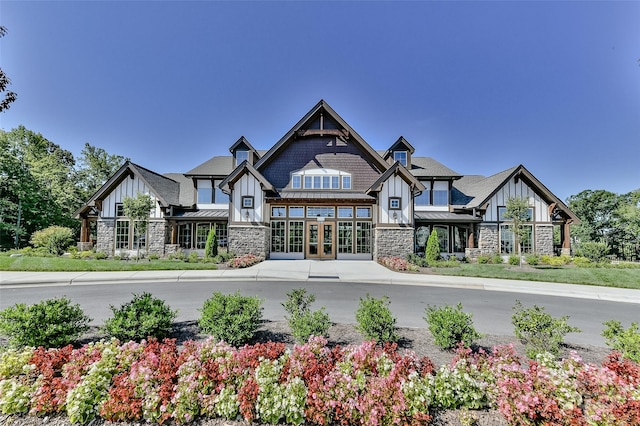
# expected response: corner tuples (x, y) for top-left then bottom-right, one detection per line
(498, 206), (534, 221)
(290, 168), (352, 190)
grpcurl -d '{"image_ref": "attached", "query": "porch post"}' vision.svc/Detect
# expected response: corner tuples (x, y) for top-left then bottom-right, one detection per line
(561, 221), (572, 256)
(80, 217), (90, 242)
(170, 222), (178, 244)
(467, 224), (476, 249)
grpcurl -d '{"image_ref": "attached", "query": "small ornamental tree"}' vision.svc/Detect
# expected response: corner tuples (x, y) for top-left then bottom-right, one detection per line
(122, 193), (154, 261)
(503, 197), (531, 266)
(205, 228), (218, 259)
(425, 229), (441, 264)
(30, 225), (74, 255)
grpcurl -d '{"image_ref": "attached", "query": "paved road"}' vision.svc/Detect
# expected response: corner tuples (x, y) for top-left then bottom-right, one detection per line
(1, 279), (638, 347)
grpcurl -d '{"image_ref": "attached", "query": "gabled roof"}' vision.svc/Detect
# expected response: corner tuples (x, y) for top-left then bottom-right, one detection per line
(410, 157), (462, 178)
(185, 156), (235, 177)
(382, 136), (415, 160)
(254, 99), (389, 173)
(453, 165), (579, 222)
(229, 136), (259, 157)
(219, 161), (276, 194)
(366, 161), (426, 195)
(75, 161), (181, 216)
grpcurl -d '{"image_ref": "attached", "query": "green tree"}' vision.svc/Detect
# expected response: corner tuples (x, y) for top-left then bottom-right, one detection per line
(75, 143), (128, 201)
(425, 229), (441, 264)
(0, 26), (17, 112)
(122, 193), (154, 260)
(567, 189), (618, 247)
(205, 228), (218, 259)
(503, 197), (531, 266)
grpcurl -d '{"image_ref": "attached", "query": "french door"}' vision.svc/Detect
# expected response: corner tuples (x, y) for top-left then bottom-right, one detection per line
(306, 222), (335, 259)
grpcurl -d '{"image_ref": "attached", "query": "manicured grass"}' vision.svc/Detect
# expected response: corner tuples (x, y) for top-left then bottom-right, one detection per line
(0, 255), (218, 272)
(431, 263), (640, 290)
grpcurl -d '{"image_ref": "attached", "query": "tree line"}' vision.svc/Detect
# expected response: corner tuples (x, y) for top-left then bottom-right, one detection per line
(0, 126), (127, 249)
(1, 124), (639, 261)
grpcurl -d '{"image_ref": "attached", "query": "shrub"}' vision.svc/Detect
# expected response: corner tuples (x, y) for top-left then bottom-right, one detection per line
(602, 320), (640, 363)
(511, 300), (581, 358)
(491, 254), (504, 264)
(575, 241), (610, 262)
(282, 288), (331, 343)
(355, 294), (398, 343)
(103, 292), (177, 341)
(205, 229), (218, 258)
(572, 256), (592, 267)
(148, 253), (159, 260)
(228, 254), (262, 268)
(29, 226), (75, 256)
(407, 253), (429, 267)
(187, 251), (200, 263)
(508, 254), (520, 265)
(199, 291), (263, 346)
(425, 303), (481, 350)
(525, 254), (540, 265)
(0, 297), (91, 348)
(477, 255), (490, 264)
(425, 230), (441, 263)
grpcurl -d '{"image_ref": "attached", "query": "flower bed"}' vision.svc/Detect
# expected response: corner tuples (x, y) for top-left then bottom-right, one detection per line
(0, 338), (638, 425)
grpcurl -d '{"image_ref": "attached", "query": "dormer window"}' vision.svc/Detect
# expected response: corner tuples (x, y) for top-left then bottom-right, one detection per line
(393, 151), (407, 167)
(235, 150), (249, 166)
(291, 168), (352, 190)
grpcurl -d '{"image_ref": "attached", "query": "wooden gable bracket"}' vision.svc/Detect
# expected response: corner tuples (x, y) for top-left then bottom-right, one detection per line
(95, 200), (103, 212)
(548, 202), (557, 218)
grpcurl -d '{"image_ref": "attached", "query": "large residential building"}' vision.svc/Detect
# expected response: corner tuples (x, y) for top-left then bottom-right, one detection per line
(76, 100), (579, 260)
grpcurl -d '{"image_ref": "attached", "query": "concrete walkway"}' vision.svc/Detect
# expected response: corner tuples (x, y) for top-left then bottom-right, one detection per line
(1, 260), (639, 304)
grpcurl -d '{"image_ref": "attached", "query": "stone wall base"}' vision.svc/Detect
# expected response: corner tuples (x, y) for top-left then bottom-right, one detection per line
(374, 227), (414, 261)
(77, 242), (93, 252)
(229, 225), (269, 258)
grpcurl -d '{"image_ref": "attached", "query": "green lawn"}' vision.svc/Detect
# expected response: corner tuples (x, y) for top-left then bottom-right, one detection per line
(2, 255), (640, 291)
(430, 263), (640, 290)
(0, 255), (219, 272)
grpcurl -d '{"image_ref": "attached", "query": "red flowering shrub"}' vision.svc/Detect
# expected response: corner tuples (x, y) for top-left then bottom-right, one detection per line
(2, 338), (639, 425)
(227, 254), (263, 268)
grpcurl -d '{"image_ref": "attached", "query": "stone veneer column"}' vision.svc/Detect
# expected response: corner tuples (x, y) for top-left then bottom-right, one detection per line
(228, 225), (269, 258)
(374, 227), (414, 261)
(478, 224), (498, 254)
(147, 220), (167, 256)
(96, 220), (114, 256)
(535, 224), (554, 256)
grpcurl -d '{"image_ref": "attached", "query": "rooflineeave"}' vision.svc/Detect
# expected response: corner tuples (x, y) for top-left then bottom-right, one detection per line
(467, 165), (580, 223)
(219, 161), (276, 194)
(74, 161), (178, 217)
(253, 99), (389, 173)
(366, 162), (426, 195)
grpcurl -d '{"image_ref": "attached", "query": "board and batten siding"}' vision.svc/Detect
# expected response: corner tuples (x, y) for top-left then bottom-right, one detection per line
(378, 175), (412, 224)
(483, 177), (552, 222)
(231, 173), (264, 222)
(101, 176), (162, 218)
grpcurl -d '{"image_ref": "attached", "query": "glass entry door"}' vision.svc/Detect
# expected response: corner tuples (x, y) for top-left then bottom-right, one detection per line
(306, 222), (334, 259)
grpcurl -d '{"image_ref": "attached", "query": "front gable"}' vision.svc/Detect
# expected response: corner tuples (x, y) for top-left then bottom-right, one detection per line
(75, 161), (174, 219)
(255, 100), (390, 191)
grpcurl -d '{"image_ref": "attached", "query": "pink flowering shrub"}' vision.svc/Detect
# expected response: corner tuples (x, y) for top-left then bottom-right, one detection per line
(378, 256), (418, 272)
(227, 254), (263, 268)
(1, 339), (639, 425)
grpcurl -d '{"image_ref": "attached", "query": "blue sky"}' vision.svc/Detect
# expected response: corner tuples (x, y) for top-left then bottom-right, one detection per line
(1, 1), (639, 202)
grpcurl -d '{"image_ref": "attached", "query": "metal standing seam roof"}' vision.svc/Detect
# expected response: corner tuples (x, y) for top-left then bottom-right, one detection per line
(273, 191), (376, 201)
(414, 211), (482, 222)
(170, 209), (229, 218)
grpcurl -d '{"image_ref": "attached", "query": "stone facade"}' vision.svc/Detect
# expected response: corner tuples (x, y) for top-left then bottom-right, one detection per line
(374, 226), (414, 260)
(478, 224), (499, 254)
(148, 220), (167, 256)
(96, 220), (115, 256)
(535, 224), (554, 255)
(229, 225), (269, 258)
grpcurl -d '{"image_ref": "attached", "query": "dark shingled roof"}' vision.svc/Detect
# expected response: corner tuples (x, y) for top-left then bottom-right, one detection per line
(185, 156), (234, 176)
(163, 173), (195, 207)
(410, 157), (461, 178)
